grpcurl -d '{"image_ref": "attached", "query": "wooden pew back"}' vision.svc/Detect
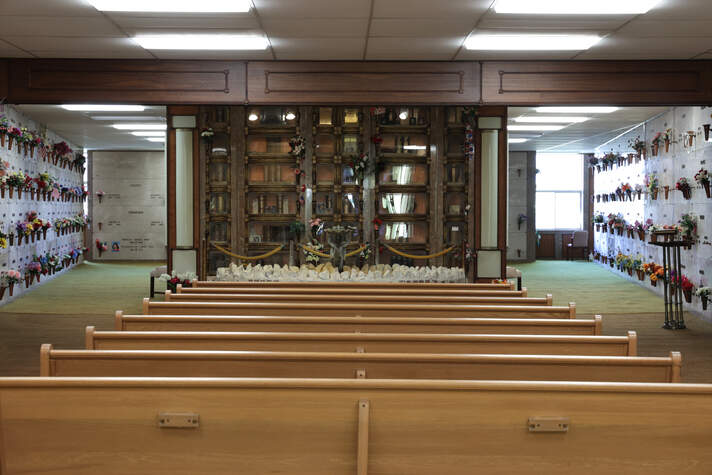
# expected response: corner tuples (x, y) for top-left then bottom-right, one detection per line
(164, 290), (552, 306)
(193, 281), (516, 290)
(87, 326), (635, 356)
(143, 299), (576, 319)
(40, 345), (680, 383)
(117, 312), (603, 335)
(178, 284), (528, 298)
(0, 378), (711, 474)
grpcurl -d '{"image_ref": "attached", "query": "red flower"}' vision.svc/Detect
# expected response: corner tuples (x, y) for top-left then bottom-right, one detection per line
(372, 135), (383, 145)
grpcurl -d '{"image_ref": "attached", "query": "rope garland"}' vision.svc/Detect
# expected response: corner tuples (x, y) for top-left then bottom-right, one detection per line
(382, 243), (456, 260)
(300, 243), (369, 259)
(344, 245), (367, 258)
(210, 242), (284, 260)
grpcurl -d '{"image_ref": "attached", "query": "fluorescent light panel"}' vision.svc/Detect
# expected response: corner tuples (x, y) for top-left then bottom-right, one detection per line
(113, 123), (167, 130)
(403, 145), (427, 150)
(146, 137), (166, 142)
(132, 131), (166, 137)
(535, 107), (619, 114)
(88, 0), (250, 12)
(508, 125), (566, 131)
(91, 116), (165, 121)
(514, 116), (590, 123)
(494, 0), (660, 14)
(134, 34), (268, 50)
(466, 34), (600, 51)
(509, 138), (529, 143)
(62, 104), (145, 112)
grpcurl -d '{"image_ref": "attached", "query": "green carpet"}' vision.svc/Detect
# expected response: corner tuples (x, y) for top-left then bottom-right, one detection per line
(515, 260), (664, 315)
(0, 261), (166, 315)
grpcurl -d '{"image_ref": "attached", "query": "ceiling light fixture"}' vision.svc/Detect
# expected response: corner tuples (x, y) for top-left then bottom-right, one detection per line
(146, 137), (166, 142)
(91, 116), (164, 121)
(248, 113), (259, 122)
(535, 107), (619, 114)
(465, 34), (601, 51)
(508, 125), (566, 131)
(399, 110), (409, 120)
(508, 138), (529, 144)
(133, 34), (268, 50)
(285, 112), (296, 121)
(403, 145), (427, 150)
(61, 105), (145, 112)
(494, 0), (660, 15)
(88, 0), (251, 12)
(132, 131), (166, 137)
(112, 123), (167, 130)
(514, 116), (590, 124)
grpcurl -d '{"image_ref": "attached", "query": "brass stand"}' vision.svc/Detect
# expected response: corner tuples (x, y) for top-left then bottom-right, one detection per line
(648, 240), (691, 330)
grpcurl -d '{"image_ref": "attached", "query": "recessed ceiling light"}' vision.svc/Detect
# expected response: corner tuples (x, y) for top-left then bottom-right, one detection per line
(535, 107), (619, 114)
(113, 123), (167, 130)
(514, 116), (590, 124)
(466, 34), (601, 51)
(146, 137), (166, 142)
(133, 34), (268, 50)
(248, 113), (259, 122)
(132, 131), (166, 137)
(61, 104), (145, 112)
(509, 138), (529, 144)
(285, 112), (296, 121)
(494, 0), (660, 14)
(88, 0), (251, 12)
(399, 111), (409, 120)
(403, 145), (427, 150)
(508, 125), (566, 131)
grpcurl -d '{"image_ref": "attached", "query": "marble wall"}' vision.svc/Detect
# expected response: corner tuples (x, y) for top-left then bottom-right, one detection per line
(593, 106), (712, 321)
(507, 151), (536, 262)
(0, 105), (84, 305)
(90, 150), (167, 261)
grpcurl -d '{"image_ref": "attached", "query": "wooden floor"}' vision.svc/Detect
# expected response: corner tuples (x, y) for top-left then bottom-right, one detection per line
(1, 311), (710, 382)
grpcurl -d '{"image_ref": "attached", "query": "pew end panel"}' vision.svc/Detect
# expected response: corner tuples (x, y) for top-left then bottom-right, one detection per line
(627, 331), (637, 356)
(115, 310), (124, 331)
(594, 315), (603, 335)
(86, 326), (96, 350)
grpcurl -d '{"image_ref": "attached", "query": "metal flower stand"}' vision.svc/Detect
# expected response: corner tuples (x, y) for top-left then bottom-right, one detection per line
(649, 238), (692, 330)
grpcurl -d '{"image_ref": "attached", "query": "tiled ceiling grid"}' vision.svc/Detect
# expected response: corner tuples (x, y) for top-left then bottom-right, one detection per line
(1, 0), (712, 60)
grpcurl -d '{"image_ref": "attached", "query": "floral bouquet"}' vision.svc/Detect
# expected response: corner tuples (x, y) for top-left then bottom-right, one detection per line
(694, 168), (710, 198)
(2, 269), (21, 296)
(95, 239), (108, 256)
(629, 136), (646, 158)
(96, 190), (105, 203)
(632, 220), (646, 240)
(303, 239), (324, 265)
(679, 213), (698, 242)
(0, 115), (8, 147)
(644, 173), (660, 199)
(289, 135), (306, 160)
(671, 274), (695, 303)
(7, 127), (22, 151)
(696, 287), (711, 310)
(159, 270), (198, 292)
(348, 153), (370, 185)
(676, 177), (692, 200)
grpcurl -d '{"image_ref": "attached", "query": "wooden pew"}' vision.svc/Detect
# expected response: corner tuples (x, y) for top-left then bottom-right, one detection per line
(177, 284), (529, 298)
(117, 312), (603, 335)
(143, 299), (577, 319)
(193, 280), (516, 290)
(40, 345), (680, 382)
(87, 326), (636, 356)
(164, 290), (553, 307)
(2, 377), (710, 474)
(0, 378), (711, 474)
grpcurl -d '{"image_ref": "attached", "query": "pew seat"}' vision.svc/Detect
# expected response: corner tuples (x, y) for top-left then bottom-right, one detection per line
(0, 378), (710, 474)
(87, 327), (636, 356)
(40, 345), (680, 383)
(117, 312), (603, 335)
(143, 299), (576, 319)
(193, 280), (515, 290)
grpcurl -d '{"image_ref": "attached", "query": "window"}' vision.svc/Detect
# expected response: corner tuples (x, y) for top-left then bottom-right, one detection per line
(536, 153), (583, 230)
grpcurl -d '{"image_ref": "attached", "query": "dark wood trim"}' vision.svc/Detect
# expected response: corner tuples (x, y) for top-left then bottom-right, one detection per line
(0, 60), (8, 100)
(482, 60), (712, 105)
(167, 126), (176, 272)
(247, 61), (480, 104)
(6, 59), (246, 104)
(497, 110), (508, 280)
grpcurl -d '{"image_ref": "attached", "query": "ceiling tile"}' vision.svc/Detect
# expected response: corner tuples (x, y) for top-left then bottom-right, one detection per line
(642, 0), (712, 20)
(254, 0), (371, 18)
(370, 19), (475, 38)
(110, 14), (260, 32)
(1, 0), (101, 16)
(0, 16), (123, 37)
(262, 19), (368, 37)
(617, 19), (712, 37)
(373, 0), (490, 19)
(271, 37), (365, 60)
(366, 37), (461, 60)
(577, 36), (712, 59)
(4, 36), (153, 58)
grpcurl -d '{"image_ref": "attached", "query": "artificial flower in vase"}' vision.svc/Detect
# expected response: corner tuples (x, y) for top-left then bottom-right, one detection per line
(675, 177), (692, 200)
(96, 190), (105, 203)
(694, 168), (710, 198)
(704, 124), (711, 142)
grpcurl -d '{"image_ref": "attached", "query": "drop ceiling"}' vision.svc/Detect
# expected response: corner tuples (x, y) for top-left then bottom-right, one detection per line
(507, 106), (670, 153)
(0, 0), (710, 60)
(12, 104), (166, 151)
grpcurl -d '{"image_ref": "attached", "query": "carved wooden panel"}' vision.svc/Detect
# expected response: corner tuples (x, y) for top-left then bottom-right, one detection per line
(247, 62), (480, 104)
(482, 61), (712, 105)
(8, 60), (247, 104)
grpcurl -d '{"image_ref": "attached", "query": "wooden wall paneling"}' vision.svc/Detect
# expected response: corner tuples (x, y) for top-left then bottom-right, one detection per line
(430, 107), (444, 266)
(482, 61), (712, 105)
(537, 233), (556, 259)
(198, 107), (209, 279)
(247, 62), (481, 104)
(7, 60), (247, 104)
(232, 107), (245, 258)
(0, 60), (8, 101)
